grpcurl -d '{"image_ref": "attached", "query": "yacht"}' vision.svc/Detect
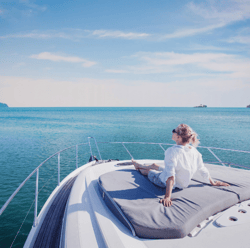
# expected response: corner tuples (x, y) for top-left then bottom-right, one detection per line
(194, 104), (207, 108)
(1, 137), (250, 248)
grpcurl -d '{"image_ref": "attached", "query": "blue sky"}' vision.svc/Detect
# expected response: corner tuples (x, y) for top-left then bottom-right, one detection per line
(0, 0), (250, 107)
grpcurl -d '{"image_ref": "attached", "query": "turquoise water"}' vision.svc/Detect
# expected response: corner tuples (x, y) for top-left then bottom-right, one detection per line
(0, 107), (250, 247)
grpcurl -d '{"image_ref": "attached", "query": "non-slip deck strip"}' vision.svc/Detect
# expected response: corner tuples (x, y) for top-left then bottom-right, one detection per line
(33, 176), (77, 248)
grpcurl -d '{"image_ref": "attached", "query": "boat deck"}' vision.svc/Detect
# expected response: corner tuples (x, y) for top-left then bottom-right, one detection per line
(67, 160), (250, 248)
(26, 159), (250, 248)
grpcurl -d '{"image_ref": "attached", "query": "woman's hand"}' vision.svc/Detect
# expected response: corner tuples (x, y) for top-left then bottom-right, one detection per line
(214, 181), (230, 186)
(160, 176), (174, 207)
(209, 177), (230, 187)
(160, 197), (172, 207)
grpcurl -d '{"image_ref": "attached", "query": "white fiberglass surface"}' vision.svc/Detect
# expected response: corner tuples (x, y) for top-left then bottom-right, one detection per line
(89, 160), (250, 248)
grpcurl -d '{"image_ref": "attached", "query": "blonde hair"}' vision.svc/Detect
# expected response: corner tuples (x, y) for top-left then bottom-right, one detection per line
(175, 124), (200, 147)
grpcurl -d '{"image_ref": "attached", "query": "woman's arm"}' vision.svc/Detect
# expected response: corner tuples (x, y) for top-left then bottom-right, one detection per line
(209, 177), (230, 186)
(160, 176), (174, 207)
(197, 152), (229, 186)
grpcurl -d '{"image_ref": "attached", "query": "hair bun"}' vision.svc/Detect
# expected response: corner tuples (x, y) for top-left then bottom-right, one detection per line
(176, 124), (200, 147)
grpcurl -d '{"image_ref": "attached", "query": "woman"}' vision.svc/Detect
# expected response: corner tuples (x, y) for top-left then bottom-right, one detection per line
(132, 124), (229, 207)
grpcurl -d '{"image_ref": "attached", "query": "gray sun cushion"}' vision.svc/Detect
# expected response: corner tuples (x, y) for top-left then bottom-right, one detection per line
(98, 164), (250, 239)
(193, 163), (250, 202)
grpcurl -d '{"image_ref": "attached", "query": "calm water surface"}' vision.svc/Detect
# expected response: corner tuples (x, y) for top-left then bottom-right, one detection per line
(0, 107), (250, 247)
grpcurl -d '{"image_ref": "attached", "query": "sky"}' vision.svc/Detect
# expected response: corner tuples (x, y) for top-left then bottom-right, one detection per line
(0, 0), (250, 107)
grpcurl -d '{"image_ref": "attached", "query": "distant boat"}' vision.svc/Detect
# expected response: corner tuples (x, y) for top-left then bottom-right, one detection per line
(194, 104), (207, 108)
(247, 105), (250, 108)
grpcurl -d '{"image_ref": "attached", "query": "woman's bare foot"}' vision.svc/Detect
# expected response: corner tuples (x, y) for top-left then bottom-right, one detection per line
(132, 160), (160, 171)
(131, 159), (143, 170)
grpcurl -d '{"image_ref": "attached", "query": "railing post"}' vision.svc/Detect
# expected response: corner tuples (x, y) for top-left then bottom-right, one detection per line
(88, 137), (93, 157)
(207, 148), (225, 166)
(33, 169), (39, 227)
(88, 137), (102, 160)
(76, 145), (78, 169)
(58, 153), (60, 186)
(159, 144), (165, 152)
(93, 137), (102, 160)
(122, 143), (134, 159)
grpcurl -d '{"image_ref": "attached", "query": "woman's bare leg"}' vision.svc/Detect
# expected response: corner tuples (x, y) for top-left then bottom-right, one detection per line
(150, 163), (160, 170)
(131, 159), (160, 171)
(131, 159), (143, 170)
(138, 167), (151, 176)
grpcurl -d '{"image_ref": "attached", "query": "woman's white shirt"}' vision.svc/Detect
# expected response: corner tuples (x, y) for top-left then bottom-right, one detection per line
(159, 145), (210, 189)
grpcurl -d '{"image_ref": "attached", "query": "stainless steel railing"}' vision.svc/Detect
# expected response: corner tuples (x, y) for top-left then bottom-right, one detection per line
(0, 142), (90, 227)
(96, 141), (250, 168)
(1, 138), (250, 229)
(88, 137), (102, 160)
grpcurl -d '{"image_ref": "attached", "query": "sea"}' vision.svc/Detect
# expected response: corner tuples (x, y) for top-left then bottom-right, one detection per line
(0, 107), (250, 247)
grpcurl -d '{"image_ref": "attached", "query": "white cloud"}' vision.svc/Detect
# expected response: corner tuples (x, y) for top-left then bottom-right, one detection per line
(0, 0), (47, 19)
(138, 52), (230, 66)
(20, 0), (47, 12)
(161, 0), (250, 40)
(227, 35), (250, 44)
(0, 29), (150, 41)
(30, 52), (97, 67)
(186, 44), (233, 51)
(0, 31), (72, 39)
(107, 52), (250, 77)
(0, 76), (249, 107)
(187, 0), (250, 23)
(26, 3), (47, 12)
(1, 1), (250, 42)
(162, 23), (225, 39)
(89, 30), (150, 39)
(105, 69), (129, 73)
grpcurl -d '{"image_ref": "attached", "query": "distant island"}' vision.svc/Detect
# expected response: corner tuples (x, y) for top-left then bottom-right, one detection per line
(0, 102), (8, 107)
(247, 105), (250, 108)
(194, 104), (207, 108)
